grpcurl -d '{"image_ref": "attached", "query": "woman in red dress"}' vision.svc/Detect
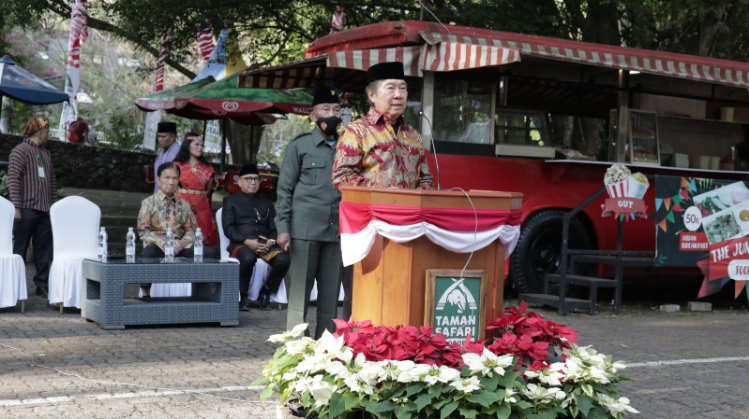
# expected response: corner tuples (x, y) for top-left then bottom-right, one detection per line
(173, 133), (217, 247)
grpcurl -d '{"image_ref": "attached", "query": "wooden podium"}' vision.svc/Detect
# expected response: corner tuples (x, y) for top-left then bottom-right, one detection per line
(342, 187), (523, 337)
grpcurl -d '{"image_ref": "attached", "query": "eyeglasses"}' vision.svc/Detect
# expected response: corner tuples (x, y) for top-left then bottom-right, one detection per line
(241, 177), (262, 184)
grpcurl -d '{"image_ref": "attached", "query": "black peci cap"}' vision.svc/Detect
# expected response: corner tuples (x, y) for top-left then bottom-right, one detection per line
(312, 86), (340, 106)
(157, 121), (177, 134)
(367, 62), (405, 84)
(239, 164), (259, 177)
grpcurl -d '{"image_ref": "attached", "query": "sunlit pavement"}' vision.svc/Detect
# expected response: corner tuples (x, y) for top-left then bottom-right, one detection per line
(4, 268), (749, 418)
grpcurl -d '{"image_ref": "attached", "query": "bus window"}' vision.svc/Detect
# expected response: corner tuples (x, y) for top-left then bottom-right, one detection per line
(433, 78), (494, 144)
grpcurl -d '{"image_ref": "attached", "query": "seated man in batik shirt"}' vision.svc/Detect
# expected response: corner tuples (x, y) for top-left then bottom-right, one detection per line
(137, 162), (216, 296)
(331, 62), (434, 191)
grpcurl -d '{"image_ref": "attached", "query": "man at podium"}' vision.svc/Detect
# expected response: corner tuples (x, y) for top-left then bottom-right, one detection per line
(332, 62), (434, 191)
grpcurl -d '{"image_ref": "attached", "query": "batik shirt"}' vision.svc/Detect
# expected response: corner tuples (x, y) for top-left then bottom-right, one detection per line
(137, 190), (197, 250)
(331, 107), (434, 190)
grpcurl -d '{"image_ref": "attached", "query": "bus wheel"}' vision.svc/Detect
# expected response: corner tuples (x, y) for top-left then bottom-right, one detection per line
(510, 209), (591, 295)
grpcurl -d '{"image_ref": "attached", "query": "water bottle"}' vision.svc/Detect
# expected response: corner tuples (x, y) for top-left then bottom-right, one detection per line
(98, 227), (107, 262)
(194, 228), (204, 263)
(126, 227), (136, 263)
(164, 227), (175, 262)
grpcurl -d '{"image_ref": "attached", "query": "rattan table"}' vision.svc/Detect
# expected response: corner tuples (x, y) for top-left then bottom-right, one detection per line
(81, 258), (240, 329)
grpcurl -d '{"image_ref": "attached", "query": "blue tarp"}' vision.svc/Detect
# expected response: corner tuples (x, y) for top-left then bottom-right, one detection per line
(0, 56), (69, 105)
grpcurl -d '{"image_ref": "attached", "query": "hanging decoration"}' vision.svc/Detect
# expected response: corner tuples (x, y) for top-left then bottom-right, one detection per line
(58, 0), (89, 139)
(197, 20), (214, 62)
(153, 29), (173, 93)
(330, 6), (345, 34)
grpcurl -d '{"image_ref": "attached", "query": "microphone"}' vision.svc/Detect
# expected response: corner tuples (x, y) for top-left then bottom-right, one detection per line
(414, 105), (441, 190)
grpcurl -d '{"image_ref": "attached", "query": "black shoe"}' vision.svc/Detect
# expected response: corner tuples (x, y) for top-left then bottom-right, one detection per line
(239, 296), (250, 311)
(258, 290), (272, 311)
(35, 286), (48, 299)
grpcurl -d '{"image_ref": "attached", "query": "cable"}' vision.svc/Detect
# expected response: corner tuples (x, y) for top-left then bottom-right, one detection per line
(0, 343), (274, 404)
(449, 187), (478, 280)
(417, 0), (452, 35)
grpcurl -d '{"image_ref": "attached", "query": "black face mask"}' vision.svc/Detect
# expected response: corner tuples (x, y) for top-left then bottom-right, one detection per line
(316, 116), (342, 136)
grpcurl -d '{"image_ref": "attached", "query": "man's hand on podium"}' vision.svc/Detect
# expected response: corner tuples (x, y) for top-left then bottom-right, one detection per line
(277, 233), (291, 251)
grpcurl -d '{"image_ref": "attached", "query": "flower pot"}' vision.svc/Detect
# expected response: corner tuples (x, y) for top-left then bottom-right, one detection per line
(279, 402), (372, 419)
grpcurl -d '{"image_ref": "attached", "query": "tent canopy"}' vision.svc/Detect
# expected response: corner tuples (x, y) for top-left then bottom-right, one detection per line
(135, 73), (313, 121)
(0, 55), (69, 105)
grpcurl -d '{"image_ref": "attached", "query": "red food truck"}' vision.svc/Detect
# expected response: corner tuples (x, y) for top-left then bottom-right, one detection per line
(239, 21), (749, 295)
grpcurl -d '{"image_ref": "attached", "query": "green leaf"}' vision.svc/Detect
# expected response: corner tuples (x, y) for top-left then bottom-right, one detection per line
(466, 390), (500, 407)
(250, 377), (268, 386)
(459, 407), (478, 419)
(406, 383), (426, 397)
(575, 394), (594, 416)
(345, 392), (360, 411)
(329, 392), (346, 418)
(460, 367), (472, 377)
(394, 405), (412, 419)
(375, 401), (396, 413)
(301, 390), (311, 405)
(493, 389), (506, 401)
(569, 404), (579, 418)
(363, 399), (379, 413)
(496, 405), (511, 419)
(498, 371), (523, 389)
(440, 401), (459, 419)
(432, 398), (448, 410)
(514, 400), (532, 410)
(259, 385), (274, 401)
(429, 383), (445, 396)
(480, 375), (499, 392)
(414, 393), (433, 412)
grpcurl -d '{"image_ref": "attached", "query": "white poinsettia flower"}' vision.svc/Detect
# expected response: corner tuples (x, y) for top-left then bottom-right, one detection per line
(423, 365), (461, 385)
(396, 361), (422, 383)
(521, 384), (565, 403)
(462, 348), (513, 377)
(268, 323), (310, 343)
(342, 355), (380, 395)
(315, 331), (346, 356)
(504, 389), (517, 403)
(286, 337), (315, 355)
(449, 376), (481, 393)
(325, 360), (352, 379)
(282, 370), (298, 381)
(595, 393), (639, 414)
(309, 375), (338, 407)
(296, 353), (333, 374)
(294, 376), (313, 393)
(525, 363), (566, 386)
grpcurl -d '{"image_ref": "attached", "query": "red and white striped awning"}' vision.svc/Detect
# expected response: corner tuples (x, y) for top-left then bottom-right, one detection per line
(421, 36), (520, 72)
(328, 45), (422, 77)
(419, 31), (749, 89)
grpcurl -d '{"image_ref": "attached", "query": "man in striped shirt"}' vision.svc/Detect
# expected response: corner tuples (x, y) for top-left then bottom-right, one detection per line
(9, 116), (58, 298)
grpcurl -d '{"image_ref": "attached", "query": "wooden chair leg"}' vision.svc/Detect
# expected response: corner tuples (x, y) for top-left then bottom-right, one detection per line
(60, 303), (63, 314)
(21, 301), (25, 313)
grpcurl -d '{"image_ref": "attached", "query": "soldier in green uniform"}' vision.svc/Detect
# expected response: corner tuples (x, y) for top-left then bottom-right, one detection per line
(276, 86), (343, 339)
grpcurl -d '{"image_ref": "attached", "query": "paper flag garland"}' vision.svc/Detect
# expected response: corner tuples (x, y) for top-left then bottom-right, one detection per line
(737, 281), (745, 298)
(655, 198), (663, 211)
(688, 180), (697, 192)
(665, 211), (675, 223)
(680, 188), (689, 200)
(672, 204), (683, 212)
(681, 177), (690, 189)
(664, 197), (672, 211)
(673, 193), (681, 206)
(658, 219), (668, 232)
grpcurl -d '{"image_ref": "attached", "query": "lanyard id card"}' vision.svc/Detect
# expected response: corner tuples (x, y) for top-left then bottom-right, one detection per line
(38, 166), (45, 178)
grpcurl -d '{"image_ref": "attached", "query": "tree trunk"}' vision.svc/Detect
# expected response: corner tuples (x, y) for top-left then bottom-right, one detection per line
(226, 120), (248, 166)
(698, 2), (727, 56)
(578, 0), (621, 46)
(0, 96), (12, 134)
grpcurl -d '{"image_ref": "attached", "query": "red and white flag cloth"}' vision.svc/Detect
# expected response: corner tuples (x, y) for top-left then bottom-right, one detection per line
(330, 6), (344, 34)
(153, 29), (172, 93)
(339, 202), (522, 267)
(197, 22), (214, 62)
(59, 0), (89, 136)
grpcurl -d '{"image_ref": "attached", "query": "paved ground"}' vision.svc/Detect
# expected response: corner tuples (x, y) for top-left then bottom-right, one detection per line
(4, 268), (749, 418)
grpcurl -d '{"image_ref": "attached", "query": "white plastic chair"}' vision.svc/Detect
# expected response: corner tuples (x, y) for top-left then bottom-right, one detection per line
(49, 196), (100, 310)
(217, 208), (287, 303)
(0, 197), (27, 311)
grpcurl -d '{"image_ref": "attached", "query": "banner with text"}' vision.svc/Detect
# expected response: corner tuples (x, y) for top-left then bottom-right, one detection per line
(655, 175), (749, 267)
(143, 111), (160, 151)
